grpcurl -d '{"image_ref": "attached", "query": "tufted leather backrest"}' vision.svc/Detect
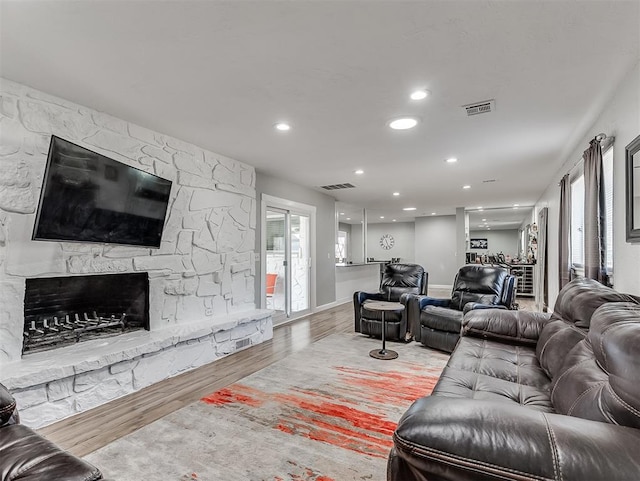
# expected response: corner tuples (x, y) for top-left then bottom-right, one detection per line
(551, 277), (638, 328)
(550, 302), (640, 428)
(449, 265), (508, 311)
(0, 383), (17, 426)
(537, 278), (638, 379)
(379, 263), (426, 301)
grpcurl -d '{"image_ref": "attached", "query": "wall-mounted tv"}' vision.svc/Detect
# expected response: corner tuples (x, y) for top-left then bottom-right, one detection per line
(32, 136), (172, 248)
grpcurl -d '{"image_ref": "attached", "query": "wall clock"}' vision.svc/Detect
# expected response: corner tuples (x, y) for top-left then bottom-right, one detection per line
(380, 234), (395, 250)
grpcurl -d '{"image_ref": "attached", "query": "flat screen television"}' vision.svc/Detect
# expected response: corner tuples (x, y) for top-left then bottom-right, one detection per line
(32, 136), (172, 248)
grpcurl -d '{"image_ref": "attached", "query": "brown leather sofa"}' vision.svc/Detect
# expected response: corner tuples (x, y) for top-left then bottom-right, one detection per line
(0, 382), (104, 481)
(389, 278), (640, 480)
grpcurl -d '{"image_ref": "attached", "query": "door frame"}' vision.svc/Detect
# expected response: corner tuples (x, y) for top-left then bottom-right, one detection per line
(260, 194), (316, 320)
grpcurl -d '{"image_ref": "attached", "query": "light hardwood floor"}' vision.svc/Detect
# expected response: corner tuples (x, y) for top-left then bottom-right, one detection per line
(38, 290), (535, 457)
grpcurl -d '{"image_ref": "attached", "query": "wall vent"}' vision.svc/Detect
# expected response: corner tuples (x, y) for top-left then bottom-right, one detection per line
(320, 183), (356, 190)
(236, 338), (251, 350)
(463, 100), (495, 116)
(482, 179), (497, 183)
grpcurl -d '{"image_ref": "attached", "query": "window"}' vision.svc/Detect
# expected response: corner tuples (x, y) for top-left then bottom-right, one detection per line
(336, 230), (347, 261)
(603, 147), (614, 272)
(569, 146), (614, 275)
(570, 174), (585, 268)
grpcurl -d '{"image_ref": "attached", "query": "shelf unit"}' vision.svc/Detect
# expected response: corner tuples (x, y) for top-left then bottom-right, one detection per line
(509, 264), (535, 297)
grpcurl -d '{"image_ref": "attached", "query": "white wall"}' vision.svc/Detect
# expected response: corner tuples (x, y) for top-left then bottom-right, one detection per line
(414, 215), (458, 286)
(255, 173), (336, 307)
(0, 78), (258, 362)
(535, 60), (640, 307)
(366, 222), (415, 262)
(469, 229), (519, 258)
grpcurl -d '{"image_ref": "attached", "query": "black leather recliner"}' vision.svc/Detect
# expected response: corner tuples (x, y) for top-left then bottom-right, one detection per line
(354, 263), (427, 341)
(408, 265), (516, 352)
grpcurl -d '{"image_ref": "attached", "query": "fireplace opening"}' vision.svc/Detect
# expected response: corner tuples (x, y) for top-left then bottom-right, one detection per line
(23, 272), (149, 355)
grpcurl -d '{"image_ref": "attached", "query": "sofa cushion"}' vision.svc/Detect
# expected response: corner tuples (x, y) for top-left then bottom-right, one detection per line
(550, 302), (640, 429)
(420, 306), (463, 333)
(431, 337), (553, 411)
(552, 277), (638, 328)
(446, 337), (551, 389)
(536, 318), (587, 380)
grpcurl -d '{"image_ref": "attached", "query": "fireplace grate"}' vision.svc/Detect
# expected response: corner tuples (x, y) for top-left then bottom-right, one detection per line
(23, 312), (130, 354)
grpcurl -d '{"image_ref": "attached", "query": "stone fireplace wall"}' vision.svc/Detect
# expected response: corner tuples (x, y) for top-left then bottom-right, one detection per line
(0, 78), (259, 363)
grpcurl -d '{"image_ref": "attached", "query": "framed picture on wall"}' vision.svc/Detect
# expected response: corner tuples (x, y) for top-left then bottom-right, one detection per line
(470, 238), (488, 249)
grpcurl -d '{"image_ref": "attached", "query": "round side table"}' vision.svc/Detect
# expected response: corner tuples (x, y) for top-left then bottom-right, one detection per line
(365, 300), (404, 360)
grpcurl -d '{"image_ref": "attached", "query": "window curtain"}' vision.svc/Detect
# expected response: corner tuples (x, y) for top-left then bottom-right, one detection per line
(558, 174), (571, 289)
(535, 207), (548, 312)
(583, 139), (608, 285)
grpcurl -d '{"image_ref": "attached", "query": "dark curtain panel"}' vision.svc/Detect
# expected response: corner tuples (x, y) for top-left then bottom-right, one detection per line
(535, 207), (548, 312)
(583, 139), (607, 284)
(558, 174), (571, 289)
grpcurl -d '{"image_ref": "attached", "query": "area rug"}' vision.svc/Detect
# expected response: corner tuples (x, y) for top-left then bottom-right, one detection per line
(85, 333), (449, 481)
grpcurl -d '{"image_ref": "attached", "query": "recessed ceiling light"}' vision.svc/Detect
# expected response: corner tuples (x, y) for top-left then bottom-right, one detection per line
(410, 89), (430, 100)
(346, 217), (351, 220)
(389, 117), (419, 130)
(482, 218), (487, 221)
(487, 228), (491, 230)
(463, 185), (471, 189)
(403, 207), (417, 211)
(445, 157), (458, 163)
(354, 169), (364, 175)
(392, 219), (396, 222)
(340, 212), (345, 215)
(477, 206), (483, 210)
(431, 212), (436, 215)
(274, 122), (290, 131)
(513, 204), (520, 207)
(393, 192), (400, 196)
(380, 216), (385, 219)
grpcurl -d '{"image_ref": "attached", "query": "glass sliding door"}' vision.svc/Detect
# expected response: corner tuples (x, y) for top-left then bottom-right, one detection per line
(265, 209), (286, 316)
(263, 196), (314, 323)
(290, 213), (310, 314)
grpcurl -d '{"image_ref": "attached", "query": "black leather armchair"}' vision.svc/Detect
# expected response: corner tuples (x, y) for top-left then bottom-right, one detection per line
(354, 263), (427, 341)
(408, 265), (516, 352)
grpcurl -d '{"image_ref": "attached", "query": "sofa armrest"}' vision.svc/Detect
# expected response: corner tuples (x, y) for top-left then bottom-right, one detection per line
(462, 302), (508, 315)
(405, 296), (451, 341)
(391, 397), (640, 481)
(353, 291), (386, 332)
(461, 308), (551, 346)
(0, 382), (18, 427)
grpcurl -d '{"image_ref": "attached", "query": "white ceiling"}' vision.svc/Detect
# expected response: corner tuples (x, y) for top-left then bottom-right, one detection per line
(1, 1), (639, 223)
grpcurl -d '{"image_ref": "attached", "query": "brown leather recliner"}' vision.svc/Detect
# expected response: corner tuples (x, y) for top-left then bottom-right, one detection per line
(0, 382), (104, 480)
(354, 263), (428, 341)
(389, 278), (640, 480)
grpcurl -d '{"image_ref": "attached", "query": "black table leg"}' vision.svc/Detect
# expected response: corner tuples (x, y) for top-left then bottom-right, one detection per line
(369, 311), (398, 360)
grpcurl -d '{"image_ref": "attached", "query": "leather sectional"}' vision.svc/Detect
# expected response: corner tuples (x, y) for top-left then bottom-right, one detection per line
(389, 278), (640, 480)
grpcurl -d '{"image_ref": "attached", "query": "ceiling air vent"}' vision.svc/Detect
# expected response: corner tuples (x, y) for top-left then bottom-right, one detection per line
(463, 100), (495, 116)
(320, 183), (356, 190)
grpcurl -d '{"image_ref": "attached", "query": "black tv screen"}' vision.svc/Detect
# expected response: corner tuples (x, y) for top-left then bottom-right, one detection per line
(33, 136), (172, 248)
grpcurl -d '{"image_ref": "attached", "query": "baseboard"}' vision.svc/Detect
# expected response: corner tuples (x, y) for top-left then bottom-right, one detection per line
(430, 284), (452, 291)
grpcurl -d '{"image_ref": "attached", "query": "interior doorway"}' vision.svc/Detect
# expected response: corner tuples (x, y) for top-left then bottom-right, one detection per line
(261, 195), (315, 324)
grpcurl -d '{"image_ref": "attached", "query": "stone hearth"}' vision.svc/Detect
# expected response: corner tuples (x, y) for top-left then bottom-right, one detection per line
(4, 309), (272, 428)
